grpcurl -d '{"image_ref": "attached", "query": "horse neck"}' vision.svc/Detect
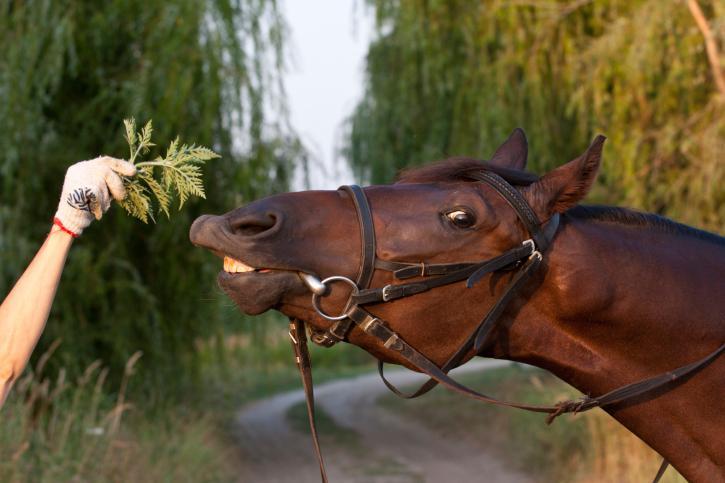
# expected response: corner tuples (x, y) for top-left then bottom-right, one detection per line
(498, 214), (725, 480)
(506, 213), (722, 381)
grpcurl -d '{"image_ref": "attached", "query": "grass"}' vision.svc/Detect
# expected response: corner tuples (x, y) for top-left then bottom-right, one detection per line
(0, 342), (232, 482)
(379, 364), (687, 483)
(1, 314), (375, 482)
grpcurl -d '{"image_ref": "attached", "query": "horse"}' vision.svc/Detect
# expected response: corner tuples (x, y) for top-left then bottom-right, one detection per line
(189, 129), (724, 482)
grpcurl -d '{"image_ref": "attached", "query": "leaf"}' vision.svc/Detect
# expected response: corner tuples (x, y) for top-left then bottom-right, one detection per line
(119, 181), (151, 223)
(124, 118), (137, 160)
(138, 120), (155, 154)
(118, 118), (218, 222)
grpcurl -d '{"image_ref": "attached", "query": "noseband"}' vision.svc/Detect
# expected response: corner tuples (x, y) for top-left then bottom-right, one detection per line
(289, 172), (724, 483)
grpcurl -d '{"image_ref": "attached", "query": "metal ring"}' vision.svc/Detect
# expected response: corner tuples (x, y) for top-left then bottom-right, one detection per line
(311, 276), (359, 321)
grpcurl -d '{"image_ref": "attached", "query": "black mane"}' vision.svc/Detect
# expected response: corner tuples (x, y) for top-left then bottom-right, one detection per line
(396, 157), (538, 186)
(396, 157), (724, 245)
(567, 205), (724, 246)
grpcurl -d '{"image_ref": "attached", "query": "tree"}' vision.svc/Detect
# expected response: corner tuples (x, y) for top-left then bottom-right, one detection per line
(0, 0), (301, 393)
(346, 0), (724, 231)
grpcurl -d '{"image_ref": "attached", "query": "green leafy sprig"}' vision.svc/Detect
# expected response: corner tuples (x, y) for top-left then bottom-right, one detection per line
(120, 118), (220, 223)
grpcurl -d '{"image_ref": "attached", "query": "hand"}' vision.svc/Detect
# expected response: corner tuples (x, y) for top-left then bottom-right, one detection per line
(53, 156), (136, 236)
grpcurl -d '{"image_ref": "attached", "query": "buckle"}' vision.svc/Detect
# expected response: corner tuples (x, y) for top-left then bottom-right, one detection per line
(310, 331), (338, 348)
(384, 333), (401, 350)
(522, 238), (542, 262)
(382, 284), (394, 302)
(359, 316), (382, 334)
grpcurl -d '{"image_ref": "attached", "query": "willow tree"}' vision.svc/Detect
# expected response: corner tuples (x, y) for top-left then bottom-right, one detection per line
(0, 0), (300, 392)
(346, 0), (724, 231)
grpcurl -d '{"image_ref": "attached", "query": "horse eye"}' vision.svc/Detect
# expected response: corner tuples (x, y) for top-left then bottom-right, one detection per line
(446, 210), (476, 228)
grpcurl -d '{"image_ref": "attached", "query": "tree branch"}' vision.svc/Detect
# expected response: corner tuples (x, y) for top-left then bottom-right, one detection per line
(687, 0), (725, 96)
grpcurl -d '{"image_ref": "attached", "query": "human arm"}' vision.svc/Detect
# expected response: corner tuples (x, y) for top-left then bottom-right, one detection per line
(0, 156), (135, 407)
(0, 226), (73, 406)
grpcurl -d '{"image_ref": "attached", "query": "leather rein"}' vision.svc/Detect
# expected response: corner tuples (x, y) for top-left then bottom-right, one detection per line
(288, 173), (724, 483)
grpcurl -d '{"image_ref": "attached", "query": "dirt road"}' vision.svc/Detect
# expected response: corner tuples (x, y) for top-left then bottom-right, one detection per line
(234, 359), (533, 483)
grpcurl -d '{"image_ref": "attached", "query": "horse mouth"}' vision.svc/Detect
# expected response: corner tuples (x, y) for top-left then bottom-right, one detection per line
(223, 256), (273, 274)
(217, 256), (307, 315)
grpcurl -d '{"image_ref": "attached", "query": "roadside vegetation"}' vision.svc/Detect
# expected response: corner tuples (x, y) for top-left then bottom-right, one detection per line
(1, 314), (373, 482)
(0, 345), (232, 482)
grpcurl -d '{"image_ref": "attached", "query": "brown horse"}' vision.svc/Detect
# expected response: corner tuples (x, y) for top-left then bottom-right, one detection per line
(190, 130), (724, 482)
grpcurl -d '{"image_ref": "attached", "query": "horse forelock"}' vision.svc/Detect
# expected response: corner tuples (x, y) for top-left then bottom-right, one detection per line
(395, 157), (539, 186)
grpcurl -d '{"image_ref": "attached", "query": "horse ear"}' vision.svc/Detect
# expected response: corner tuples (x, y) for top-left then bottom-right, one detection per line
(489, 128), (528, 170)
(524, 135), (606, 219)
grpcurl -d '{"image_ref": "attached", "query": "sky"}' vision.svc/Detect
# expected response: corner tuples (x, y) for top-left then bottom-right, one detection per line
(282, 0), (374, 190)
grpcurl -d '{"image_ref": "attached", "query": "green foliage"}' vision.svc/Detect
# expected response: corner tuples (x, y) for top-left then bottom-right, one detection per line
(0, 0), (301, 395)
(121, 118), (220, 223)
(347, 0), (724, 231)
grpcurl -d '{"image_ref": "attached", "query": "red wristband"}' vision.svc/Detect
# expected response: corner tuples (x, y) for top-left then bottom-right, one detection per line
(52, 217), (79, 238)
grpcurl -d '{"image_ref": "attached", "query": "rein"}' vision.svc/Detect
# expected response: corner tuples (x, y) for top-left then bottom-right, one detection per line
(288, 174), (724, 483)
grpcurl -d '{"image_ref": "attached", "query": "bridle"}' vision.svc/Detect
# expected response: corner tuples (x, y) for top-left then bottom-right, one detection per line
(288, 172), (724, 483)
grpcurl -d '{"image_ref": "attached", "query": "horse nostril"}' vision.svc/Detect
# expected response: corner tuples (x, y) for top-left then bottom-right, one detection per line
(230, 212), (279, 237)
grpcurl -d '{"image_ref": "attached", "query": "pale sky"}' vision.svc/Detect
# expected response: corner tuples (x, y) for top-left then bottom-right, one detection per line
(283, 0), (374, 190)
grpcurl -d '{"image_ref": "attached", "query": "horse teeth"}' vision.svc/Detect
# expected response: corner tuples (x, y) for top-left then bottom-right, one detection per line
(223, 256), (255, 273)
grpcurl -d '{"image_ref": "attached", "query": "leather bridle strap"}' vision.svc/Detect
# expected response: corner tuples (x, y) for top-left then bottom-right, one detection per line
(347, 306), (557, 413)
(289, 319), (328, 483)
(351, 243), (536, 305)
(652, 459), (670, 483)
(378, 252), (543, 399)
(473, 171), (551, 251)
(543, 342), (725, 422)
(311, 185), (376, 346)
(290, 184), (378, 480)
(348, 304), (725, 419)
(339, 185), (376, 288)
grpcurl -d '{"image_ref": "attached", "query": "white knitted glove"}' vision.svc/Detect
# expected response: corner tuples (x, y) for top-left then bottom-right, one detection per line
(53, 156), (136, 236)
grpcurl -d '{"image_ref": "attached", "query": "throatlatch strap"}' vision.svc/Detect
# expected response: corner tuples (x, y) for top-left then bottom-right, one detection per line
(472, 254), (541, 351)
(289, 319), (328, 483)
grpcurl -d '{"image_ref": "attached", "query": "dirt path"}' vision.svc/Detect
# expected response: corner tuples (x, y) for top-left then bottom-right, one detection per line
(235, 359), (533, 483)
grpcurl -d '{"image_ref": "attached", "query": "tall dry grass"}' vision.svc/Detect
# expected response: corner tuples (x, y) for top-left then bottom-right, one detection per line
(0, 341), (232, 482)
(515, 371), (687, 482)
(580, 412), (686, 483)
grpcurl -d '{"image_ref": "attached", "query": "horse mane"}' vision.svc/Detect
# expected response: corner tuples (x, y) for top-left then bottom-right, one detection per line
(396, 157), (539, 186)
(396, 157), (724, 245)
(567, 205), (725, 246)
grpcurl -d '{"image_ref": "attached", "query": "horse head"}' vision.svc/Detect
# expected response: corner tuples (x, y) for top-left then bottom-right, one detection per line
(189, 129), (604, 367)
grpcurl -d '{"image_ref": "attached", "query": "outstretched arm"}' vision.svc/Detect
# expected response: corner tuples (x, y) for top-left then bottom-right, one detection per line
(0, 226), (73, 405)
(0, 156), (136, 407)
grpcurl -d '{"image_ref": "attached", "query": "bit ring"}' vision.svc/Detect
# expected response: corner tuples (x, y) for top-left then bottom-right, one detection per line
(311, 276), (359, 321)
